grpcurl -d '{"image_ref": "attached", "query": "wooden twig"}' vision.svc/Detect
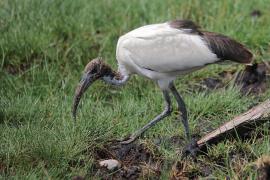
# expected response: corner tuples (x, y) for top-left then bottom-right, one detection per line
(197, 99), (270, 150)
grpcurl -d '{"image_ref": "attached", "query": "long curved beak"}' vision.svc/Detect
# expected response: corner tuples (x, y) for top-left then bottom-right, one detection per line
(72, 73), (96, 120)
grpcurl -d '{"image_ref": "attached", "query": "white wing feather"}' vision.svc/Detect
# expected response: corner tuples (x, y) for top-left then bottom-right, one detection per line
(117, 23), (219, 73)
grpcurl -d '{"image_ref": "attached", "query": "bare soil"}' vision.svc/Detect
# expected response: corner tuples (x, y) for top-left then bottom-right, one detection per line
(194, 62), (269, 95)
(90, 141), (163, 179)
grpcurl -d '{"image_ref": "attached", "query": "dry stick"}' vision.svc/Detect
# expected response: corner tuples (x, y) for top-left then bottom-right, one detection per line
(197, 99), (270, 150)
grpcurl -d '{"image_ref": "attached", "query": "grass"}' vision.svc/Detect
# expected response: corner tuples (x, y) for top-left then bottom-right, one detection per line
(0, 0), (270, 179)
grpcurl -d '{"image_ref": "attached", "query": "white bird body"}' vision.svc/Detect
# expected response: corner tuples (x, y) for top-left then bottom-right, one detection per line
(116, 22), (219, 88)
(73, 20), (253, 145)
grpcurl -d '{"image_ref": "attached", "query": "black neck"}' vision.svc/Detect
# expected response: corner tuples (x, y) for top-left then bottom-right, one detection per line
(102, 71), (129, 86)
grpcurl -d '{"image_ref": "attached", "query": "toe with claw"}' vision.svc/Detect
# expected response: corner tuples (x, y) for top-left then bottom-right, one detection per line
(182, 137), (200, 158)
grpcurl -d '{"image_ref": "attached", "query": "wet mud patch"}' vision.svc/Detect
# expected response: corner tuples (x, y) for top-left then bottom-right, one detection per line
(191, 62), (269, 95)
(90, 141), (163, 179)
(73, 133), (267, 179)
(235, 63), (268, 95)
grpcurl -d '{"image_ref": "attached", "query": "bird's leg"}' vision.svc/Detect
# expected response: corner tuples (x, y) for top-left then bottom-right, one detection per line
(169, 83), (199, 157)
(169, 83), (190, 140)
(120, 90), (172, 144)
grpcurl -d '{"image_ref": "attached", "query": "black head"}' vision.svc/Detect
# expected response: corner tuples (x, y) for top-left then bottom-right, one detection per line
(72, 57), (112, 120)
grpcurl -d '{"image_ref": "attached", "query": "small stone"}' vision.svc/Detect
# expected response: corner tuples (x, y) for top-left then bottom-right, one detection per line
(99, 159), (121, 170)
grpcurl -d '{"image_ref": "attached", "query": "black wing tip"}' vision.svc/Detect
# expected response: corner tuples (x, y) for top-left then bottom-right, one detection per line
(202, 32), (254, 64)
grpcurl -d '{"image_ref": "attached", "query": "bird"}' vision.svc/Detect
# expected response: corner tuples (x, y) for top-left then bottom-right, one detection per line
(72, 20), (253, 144)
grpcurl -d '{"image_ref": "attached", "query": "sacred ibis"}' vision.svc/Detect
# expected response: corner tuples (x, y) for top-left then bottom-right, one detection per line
(72, 20), (253, 144)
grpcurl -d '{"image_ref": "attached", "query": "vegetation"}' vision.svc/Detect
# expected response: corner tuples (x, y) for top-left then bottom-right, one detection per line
(0, 0), (269, 179)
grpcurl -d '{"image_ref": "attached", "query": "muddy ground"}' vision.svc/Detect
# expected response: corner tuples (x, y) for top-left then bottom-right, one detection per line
(80, 133), (269, 179)
(91, 141), (162, 179)
(192, 62), (269, 95)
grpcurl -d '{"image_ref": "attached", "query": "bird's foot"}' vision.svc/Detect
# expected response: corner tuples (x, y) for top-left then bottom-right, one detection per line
(119, 135), (138, 145)
(182, 137), (200, 159)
